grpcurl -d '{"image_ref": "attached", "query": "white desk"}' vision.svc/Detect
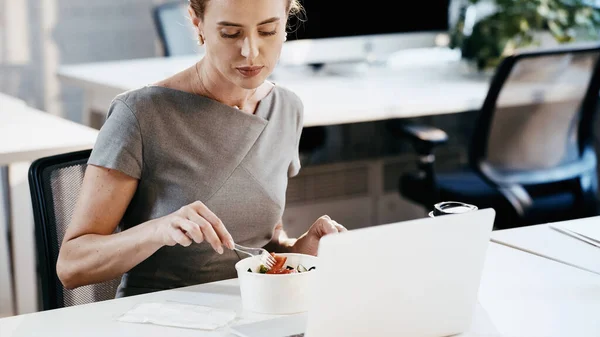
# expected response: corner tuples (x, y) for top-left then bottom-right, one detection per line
(1, 242), (599, 336)
(0, 97), (99, 315)
(57, 52), (496, 127)
(479, 243), (600, 337)
(491, 217), (600, 276)
(58, 51), (593, 128)
(0, 103), (99, 166)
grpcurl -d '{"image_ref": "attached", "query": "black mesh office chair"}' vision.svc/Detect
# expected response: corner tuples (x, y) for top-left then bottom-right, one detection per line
(388, 43), (600, 229)
(29, 149), (120, 310)
(152, 1), (199, 56)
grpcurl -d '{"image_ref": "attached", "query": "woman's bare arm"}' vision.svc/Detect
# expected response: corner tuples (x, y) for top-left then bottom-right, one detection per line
(56, 165), (163, 289)
(57, 164), (235, 290)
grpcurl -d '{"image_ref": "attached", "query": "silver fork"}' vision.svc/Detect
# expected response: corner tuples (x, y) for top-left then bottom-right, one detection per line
(233, 243), (276, 269)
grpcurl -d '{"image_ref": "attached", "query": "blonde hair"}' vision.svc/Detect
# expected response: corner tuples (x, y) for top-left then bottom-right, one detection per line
(189, 0), (303, 20)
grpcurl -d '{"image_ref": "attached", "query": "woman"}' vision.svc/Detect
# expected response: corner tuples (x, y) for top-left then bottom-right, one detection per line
(56, 0), (346, 297)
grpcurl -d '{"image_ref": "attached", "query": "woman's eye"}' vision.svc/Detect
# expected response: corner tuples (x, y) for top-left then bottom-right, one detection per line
(220, 31), (241, 38)
(259, 30), (277, 36)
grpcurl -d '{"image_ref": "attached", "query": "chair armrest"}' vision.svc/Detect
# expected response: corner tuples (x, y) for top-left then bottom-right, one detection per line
(401, 123), (448, 145)
(388, 121), (448, 155)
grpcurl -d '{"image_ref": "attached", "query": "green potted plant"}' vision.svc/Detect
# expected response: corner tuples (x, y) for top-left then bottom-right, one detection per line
(449, 0), (600, 71)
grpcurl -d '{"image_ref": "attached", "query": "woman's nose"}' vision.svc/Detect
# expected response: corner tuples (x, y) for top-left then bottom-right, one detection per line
(241, 36), (259, 61)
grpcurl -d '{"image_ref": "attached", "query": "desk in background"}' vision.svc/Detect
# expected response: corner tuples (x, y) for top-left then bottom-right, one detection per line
(57, 47), (592, 129)
(56, 49), (496, 127)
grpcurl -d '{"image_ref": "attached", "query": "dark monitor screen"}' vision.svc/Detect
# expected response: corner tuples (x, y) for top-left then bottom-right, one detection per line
(288, 1), (450, 41)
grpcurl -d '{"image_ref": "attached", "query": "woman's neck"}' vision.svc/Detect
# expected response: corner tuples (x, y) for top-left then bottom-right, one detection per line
(194, 59), (258, 112)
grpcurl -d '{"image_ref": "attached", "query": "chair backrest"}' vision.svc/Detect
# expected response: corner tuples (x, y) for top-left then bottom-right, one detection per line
(469, 42), (600, 186)
(152, 1), (199, 57)
(29, 150), (120, 310)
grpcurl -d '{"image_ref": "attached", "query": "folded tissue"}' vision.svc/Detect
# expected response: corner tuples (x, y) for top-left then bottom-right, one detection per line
(117, 301), (237, 330)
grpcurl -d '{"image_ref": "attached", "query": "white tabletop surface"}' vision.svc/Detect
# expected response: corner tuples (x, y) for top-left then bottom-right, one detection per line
(0, 102), (98, 165)
(1, 242), (598, 337)
(491, 217), (600, 276)
(479, 241), (600, 337)
(57, 52), (495, 127)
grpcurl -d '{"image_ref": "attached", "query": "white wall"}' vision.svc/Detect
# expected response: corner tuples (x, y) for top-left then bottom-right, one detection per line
(1, 0), (167, 119)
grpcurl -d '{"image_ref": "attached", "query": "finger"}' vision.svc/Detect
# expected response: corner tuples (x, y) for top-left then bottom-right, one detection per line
(175, 217), (204, 244)
(317, 218), (338, 237)
(200, 220), (225, 254)
(332, 221), (348, 232)
(335, 224), (347, 232)
(170, 226), (193, 247)
(191, 201), (234, 250)
(188, 212), (224, 254)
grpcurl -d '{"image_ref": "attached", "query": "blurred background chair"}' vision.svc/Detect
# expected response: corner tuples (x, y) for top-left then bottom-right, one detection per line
(298, 126), (328, 166)
(29, 149), (120, 310)
(152, 1), (199, 57)
(388, 43), (600, 229)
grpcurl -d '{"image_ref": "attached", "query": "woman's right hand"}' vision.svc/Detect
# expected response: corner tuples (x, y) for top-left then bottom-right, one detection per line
(151, 201), (234, 254)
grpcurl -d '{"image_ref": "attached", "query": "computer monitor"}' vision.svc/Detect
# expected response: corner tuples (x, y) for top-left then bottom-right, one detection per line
(288, 1), (450, 41)
(279, 1), (450, 67)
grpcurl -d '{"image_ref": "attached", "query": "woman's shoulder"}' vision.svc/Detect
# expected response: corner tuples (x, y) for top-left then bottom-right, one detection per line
(111, 85), (172, 110)
(110, 85), (199, 120)
(271, 83), (303, 112)
(269, 83), (303, 130)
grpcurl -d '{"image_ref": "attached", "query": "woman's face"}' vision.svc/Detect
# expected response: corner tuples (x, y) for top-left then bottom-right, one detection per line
(198, 0), (288, 89)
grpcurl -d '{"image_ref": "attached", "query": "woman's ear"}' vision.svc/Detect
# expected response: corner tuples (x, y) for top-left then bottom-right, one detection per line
(187, 5), (202, 31)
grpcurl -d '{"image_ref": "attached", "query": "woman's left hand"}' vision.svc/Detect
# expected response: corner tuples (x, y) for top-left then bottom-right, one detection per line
(290, 215), (347, 256)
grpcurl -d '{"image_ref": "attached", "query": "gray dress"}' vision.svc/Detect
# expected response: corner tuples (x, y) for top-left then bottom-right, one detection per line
(87, 84), (303, 297)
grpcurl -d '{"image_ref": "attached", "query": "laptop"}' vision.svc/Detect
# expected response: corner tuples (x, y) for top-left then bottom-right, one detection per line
(230, 208), (497, 337)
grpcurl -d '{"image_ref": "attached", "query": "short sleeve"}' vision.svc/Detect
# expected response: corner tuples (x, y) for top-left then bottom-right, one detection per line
(288, 102), (304, 178)
(88, 98), (143, 179)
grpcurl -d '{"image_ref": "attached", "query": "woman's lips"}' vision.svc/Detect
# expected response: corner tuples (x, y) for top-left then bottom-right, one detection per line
(237, 66), (264, 77)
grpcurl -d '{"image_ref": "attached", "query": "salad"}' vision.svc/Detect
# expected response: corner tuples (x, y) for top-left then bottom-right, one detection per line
(247, 252), (316, 274)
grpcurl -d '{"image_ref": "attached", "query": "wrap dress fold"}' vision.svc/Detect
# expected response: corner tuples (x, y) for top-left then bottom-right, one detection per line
(88, 84), (304, 297)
